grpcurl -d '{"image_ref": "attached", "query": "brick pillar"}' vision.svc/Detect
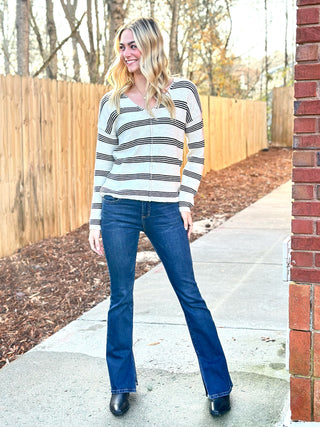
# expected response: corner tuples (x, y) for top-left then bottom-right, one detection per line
(290, 0), (320, 422)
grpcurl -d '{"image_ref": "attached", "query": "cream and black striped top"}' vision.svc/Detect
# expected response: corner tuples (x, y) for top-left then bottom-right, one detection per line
(89, 77), (205, 230)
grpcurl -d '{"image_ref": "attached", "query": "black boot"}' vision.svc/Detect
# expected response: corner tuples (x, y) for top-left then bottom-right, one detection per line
(109, 393), (130, 416)
(209, 394), (231, 416)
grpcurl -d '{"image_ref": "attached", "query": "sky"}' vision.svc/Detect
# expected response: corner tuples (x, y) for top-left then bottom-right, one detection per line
(228, 0), (296, 60)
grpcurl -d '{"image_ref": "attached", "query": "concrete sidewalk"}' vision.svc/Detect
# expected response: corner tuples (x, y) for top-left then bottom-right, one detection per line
(0, 182), (292, 427)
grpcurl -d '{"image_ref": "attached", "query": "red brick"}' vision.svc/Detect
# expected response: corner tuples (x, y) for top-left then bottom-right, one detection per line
(314, 379), (320, 421)
(314, 285), (320, 329)
(317, 185), (320, 199)
(316, 221), (320, 234)
(292, 252), (314, 267)
(295, 81), (318, 98)
(291, 267), (320, 283)
(295, 100), (320, 115)
(292, 202), (320, 216)
(291, 377), (312, 421)
(294, 135), (320, 149)
(292, 219), (314, 234)
(289, 283), (311, 330)
(315, 253), (320, 265)
(314, 333), (320, 377)
(293, 184), (314, 200)
(292, 151), (315, 167)
(294, 118), (317, 134)
(298, 0), (320, 5)
(292, 168), (320, 183)
(295, 64), (320, 80)
(297, 7), (320, 25)
(289, 330), (311, 375)
(297, 26), (320, 44)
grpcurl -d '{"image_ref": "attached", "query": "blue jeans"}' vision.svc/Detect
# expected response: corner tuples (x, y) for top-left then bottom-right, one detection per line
(101, 196), (233, 399)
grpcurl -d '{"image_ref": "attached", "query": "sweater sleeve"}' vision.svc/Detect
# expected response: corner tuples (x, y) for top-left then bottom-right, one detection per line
(89, 94), (118, 230)
(179, 83), (205, 212)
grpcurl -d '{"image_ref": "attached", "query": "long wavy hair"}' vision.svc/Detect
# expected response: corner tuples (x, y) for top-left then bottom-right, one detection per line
(107, 17), (175, 117)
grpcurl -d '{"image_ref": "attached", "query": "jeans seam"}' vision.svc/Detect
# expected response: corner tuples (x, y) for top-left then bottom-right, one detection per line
(111, 388), (136, 394)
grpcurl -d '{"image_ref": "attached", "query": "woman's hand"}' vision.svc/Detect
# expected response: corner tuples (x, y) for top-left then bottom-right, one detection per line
(89, 229), (104, 256)
(180, 211), (193, 240)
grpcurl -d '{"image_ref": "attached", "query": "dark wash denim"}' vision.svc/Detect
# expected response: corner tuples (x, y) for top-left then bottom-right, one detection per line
(101, 195), (233, 398)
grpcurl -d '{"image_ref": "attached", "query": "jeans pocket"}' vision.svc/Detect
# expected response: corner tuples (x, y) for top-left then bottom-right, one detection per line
(103, 195), (120, 203)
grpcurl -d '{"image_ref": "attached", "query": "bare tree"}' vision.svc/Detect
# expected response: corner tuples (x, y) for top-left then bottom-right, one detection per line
(168, 0), (182, 74)
(29, 5), (46, 63)
(59, 0), (128, 83)
(60, 0), (96, 82)
(224, 0), (233, 50)
(283, 0), (288, 86)
(46, 0), (58, 79)
(107, 0), (128, 67)
(60, 0), (81, 81)
(33, 12), (86, 78)
(16, 0), (30, 76)
(264, 0), (268, 94)
(0, 0), (14, 74)
(149, 0), (155, 17)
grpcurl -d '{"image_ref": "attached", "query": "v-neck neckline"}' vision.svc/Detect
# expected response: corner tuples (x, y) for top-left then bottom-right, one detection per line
(123, 78), (175, 112)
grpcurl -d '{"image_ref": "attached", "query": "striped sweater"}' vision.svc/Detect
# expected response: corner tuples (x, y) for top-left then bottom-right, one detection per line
(89, 77), (205, 230)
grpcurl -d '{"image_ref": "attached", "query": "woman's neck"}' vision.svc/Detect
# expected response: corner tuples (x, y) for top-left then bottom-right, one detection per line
(133, 73), (148, 95)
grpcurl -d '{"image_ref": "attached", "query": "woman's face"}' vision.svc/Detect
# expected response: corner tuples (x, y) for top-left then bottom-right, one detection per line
(119, 29), (142, 75)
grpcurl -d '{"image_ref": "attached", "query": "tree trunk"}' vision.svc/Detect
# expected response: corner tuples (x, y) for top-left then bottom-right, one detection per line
(107, 0), (126, 66)
(149, 0), (155, 18)
(16, 0), (29, 76)
(86, 0), (98, 82)
(284, 0), (288, 86)
(169, 0), (181, 74)
(264, 0), (268, 102)
(72, 36), (80, 81)
(0, 1), (11, 74)
(46, 0), (58, 79)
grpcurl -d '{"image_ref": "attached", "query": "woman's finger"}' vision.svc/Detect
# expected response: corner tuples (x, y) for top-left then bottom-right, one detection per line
(180, 211), (193, 240)
(89, 230), (103, 255)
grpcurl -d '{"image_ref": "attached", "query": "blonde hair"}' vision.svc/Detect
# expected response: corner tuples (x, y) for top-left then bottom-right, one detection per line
(107, 17), (175, 117)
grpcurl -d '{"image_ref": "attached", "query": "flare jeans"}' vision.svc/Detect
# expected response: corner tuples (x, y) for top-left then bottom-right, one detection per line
(100, 195), (233, 399)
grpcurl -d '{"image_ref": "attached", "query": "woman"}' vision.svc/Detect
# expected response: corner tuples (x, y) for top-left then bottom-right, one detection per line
(89, 17), (232, 417)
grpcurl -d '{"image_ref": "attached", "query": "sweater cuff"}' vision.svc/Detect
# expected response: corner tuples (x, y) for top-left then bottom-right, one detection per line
(179, 206), (191, 213)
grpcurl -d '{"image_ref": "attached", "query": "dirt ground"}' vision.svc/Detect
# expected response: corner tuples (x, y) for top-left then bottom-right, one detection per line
(0, 147), (292, 369)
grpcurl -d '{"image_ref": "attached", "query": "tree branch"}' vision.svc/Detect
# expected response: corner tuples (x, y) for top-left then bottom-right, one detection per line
(60, 0), (90, 60)
(29, 6), (46, 61)
(33, 12), (86, 78)
(224, 0), (232, 50)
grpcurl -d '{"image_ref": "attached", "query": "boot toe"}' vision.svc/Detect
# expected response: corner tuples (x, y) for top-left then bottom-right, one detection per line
(110, 393), (130, 416)
(209, 394), (231, 417)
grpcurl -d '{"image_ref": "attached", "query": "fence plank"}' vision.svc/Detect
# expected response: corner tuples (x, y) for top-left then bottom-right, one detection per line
(40, 78), (57, 237)
(0, 75), (269, 258)
(271, 86), (294, 147)
(73, 82), (84, 227)
(0, 75), (10, 256)
(200, 95), (210, 175)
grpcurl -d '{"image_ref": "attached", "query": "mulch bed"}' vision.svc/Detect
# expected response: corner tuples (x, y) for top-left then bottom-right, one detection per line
(0, 147), (292, 369)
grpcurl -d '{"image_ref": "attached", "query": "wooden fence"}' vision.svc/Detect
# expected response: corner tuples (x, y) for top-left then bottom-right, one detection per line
(0, 75), (267, 258)
(271, 86), (294, 148)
